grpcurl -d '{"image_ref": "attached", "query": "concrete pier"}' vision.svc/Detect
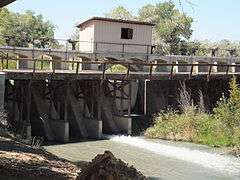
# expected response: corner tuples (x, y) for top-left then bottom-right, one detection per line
(84, 118), (103, 139)
(113, 115), (132, 135)
(50, 120), (69, 143)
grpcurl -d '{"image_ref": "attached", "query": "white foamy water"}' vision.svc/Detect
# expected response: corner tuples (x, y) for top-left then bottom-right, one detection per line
(108, 135), (240, 175)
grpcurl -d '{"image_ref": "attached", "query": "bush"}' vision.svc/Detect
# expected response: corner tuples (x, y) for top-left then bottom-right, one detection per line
(145, 108), (213, 142)
(145, 77), (240, 147)
(213, 77), (240, 146)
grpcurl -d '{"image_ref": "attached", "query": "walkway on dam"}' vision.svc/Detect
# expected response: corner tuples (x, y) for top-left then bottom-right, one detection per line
(3, 69), (240, 81)
(44, 136), (240, 180)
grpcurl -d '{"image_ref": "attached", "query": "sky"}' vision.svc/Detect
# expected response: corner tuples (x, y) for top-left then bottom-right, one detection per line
(6, 0), (240, 42)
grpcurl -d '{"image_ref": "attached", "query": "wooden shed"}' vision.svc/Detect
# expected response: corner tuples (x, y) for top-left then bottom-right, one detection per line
(77, 17), (155, 54)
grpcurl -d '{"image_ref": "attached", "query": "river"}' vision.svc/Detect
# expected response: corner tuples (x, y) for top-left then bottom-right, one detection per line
(44, 136), (240, 180)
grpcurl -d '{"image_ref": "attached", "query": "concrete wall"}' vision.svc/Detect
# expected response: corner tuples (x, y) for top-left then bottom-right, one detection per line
(0, 73), (5, 109)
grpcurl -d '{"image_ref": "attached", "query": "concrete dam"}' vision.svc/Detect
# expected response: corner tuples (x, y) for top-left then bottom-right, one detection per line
(0, 46), (239, 142)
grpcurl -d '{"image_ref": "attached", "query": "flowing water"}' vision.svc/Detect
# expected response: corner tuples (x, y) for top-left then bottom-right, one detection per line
(45, 136), (240, 180)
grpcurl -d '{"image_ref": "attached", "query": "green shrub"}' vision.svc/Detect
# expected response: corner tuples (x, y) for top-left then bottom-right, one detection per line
(213, 77), (240, 146)
(145, 77), (240, 147)
(146, 108), (206, 142)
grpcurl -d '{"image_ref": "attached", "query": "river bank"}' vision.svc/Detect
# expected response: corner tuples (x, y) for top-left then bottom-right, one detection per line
(0, 130), (80, 179)
(0, 130), (146, 180)
(45, 136), (240, 180)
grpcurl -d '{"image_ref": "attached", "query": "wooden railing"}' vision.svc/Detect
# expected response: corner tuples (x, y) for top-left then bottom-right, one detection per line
(1, 56), (240, 80)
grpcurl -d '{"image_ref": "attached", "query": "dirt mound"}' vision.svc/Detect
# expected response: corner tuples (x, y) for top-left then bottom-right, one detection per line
(78, 151), (146, 180)
(0, 132), (79, 180)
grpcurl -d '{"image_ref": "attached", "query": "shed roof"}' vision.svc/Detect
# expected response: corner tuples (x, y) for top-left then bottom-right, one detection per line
(0, 0), (16, 7)
(77, 17), (155, 28)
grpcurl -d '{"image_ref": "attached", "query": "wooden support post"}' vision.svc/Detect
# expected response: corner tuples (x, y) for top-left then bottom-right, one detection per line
(90, 82), (94, 118)
(26, 80), (32, 125)
(83, 81), (87, 118)
(64, 82), (69, 122)
(97, 81), (102, 121)
(226, 65), (229, 75)
(189, 65), (194, 79)
(33, 59), (37, 74)
(76, 62), (80, 75)
(41, 56), (44, 70)
(126, 63), (130, 80)
(120, 81), (124, 116)
(144, 80), (148, 116)
(52, 59), (56, 74)
(149, 64), (153, 80)
(170, 64), (174, 80)
(19, 86), (24, 126)
(6, 53), (9, 69)
(208, 65), (212, 81)
(128, 80), (132, 117)
(25, 80), (32, 139)
(102, 63), (106, 80)
(72, 57), (75, 70)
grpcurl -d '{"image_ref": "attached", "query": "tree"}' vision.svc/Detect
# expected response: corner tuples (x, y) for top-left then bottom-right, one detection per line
(0, 9), (56, 48)
(105, 6), (134, 20)
(138, 1), (193, 55)
(105, 2), (193, 55)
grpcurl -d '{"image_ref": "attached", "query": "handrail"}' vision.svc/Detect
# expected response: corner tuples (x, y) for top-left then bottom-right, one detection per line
(1, 57), (240, 67)
(0, 56), (239, 80)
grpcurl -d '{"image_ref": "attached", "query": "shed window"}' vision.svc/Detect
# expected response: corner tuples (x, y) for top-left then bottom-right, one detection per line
(121, 28), (133, 39)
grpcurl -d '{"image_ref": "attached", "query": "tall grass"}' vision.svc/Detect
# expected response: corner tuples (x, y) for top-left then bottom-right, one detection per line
(145, 77), (240, 147)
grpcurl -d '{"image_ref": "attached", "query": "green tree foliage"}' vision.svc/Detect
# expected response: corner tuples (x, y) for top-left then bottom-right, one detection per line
(177, 39), (240, 57)
(105, 2), (193, 55)
(0, 8), (56, 48)
(214, 77), (240, 141)
(105, 6), (134, 20)
(138, 1), (193, 55)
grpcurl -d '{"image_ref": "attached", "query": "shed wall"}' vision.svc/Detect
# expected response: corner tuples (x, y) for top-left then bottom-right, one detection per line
(79, 22), (95, 52)
(94, 20), (153, 54)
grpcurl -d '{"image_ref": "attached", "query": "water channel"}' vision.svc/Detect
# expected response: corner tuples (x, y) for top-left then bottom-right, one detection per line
(44, 136), (240, 180)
